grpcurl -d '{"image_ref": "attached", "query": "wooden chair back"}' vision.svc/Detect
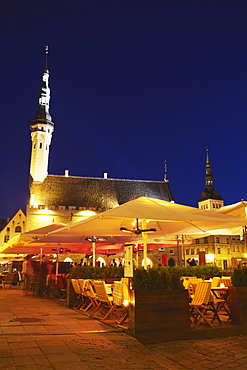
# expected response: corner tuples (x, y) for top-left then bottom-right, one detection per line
(190, 282), (212, 306)
(93, 280), (110, 303)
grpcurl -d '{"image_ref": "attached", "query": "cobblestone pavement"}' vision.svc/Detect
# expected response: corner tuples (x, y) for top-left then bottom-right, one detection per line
(1, 288), (247, 369)
(147, 336), (247, 369)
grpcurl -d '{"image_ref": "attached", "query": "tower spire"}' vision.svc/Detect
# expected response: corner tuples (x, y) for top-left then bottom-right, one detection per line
(29, 46), (54, 183)
(205, 147), (214, 189)
(32, 46), (53, 123)
(198, 148), (224, 210)
(164, 159), (169, 183)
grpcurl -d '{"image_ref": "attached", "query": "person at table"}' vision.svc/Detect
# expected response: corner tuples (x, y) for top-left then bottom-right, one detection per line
(21, 255), (34, 296)
(38, 256), (51, 297)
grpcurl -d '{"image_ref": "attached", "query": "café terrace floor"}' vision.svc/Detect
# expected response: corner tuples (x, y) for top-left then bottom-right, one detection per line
(1, 287), (247, 369)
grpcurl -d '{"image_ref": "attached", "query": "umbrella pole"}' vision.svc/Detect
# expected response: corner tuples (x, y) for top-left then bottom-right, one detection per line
(55, 245), (59, 284)
(182, 235), (185, 266)
(92, 241), (96, 267)
(142, 220), (148, 269)
(177, 236), (181, 266)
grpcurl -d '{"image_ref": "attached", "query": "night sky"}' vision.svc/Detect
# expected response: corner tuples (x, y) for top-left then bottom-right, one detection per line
(1, 1), (247, 220)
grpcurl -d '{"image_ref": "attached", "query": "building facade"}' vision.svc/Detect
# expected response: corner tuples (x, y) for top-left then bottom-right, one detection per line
(27, 49), (174, 231)
(185, 149), (246, 270)
(0, 209), (26, 248)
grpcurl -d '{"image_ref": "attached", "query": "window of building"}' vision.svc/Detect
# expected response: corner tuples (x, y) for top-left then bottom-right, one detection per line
(237, 246), (240, 252)
(15, 226), (21, 233)
(6, 227), (10, 232)
(195, 239), (199, 244)
(205, 248), (208, 254)
(4, 235), (9, 243)
(169, 250), (174, 255)
(217, 248), (221, 254)
(228, 248), (231, 254)
(190, 249), (195, 255)
(216, 237), (220, 243)
(196, 248), (200, 254)
(242, 246), (245, 252)
(226, 238), (229, 244)
(39, 142), (42, 149)
(233, 246), (235, 252)
(33, 143), (36, 149)
(185, 249), (189, 255)
(204, 237), (208, 244)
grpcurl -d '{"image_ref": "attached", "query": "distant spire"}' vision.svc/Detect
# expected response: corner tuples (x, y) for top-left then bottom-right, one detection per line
(31, 45), (53, 125)
(44, 45), (48, 69)
(205, 147), (213, 188)
(164, 159), (169, 183)
(198, 147), (224, 203)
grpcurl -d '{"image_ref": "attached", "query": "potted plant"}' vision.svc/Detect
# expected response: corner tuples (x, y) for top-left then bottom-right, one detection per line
(128, 267), (191, 343)
(229, 268), (247, 325)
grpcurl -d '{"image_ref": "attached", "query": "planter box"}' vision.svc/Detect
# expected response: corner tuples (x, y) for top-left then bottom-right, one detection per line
(128, 289), (190, 343)
(229, 286), (247, 326)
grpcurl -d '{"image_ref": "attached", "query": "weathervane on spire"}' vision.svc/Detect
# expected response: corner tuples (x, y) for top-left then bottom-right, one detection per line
(164, 159), (169, 183)
(44, 45), (49, 69)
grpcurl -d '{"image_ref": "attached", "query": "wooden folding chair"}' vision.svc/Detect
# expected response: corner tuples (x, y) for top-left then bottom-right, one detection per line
(220, 277), (232, 287)
(92, 280), (118, 320)
(211, 277), (220, 287)
(70, 279), (83, 309)
(189, 282), (213, 329)
(113, 280), (129, 325)
(57, 275), (67, 301)
(2, 273), (15, 289)
(81, 280), (99, 314)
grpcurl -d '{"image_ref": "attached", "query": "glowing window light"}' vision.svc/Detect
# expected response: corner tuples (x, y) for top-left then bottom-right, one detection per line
(77, 210), (97, 217)
(205, 254), (215, 263)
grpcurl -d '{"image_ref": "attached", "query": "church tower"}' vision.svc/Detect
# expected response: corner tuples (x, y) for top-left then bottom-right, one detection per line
(198, 148), (224, 210)
(29, 46), (54, 183)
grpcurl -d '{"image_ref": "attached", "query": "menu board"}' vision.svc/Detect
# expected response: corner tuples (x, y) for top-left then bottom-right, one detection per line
(124, 244), (133, 277)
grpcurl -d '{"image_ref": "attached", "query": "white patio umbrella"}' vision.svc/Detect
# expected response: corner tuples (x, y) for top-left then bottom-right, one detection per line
(216, 200), (247, 218)
(37, 197), (247, 268)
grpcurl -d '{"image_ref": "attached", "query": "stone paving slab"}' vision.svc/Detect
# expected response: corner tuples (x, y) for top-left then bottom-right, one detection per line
(0, 288), (167, 369)
(1, 288), (247, 369)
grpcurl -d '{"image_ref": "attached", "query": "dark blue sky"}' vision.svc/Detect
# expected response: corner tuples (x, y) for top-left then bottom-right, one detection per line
(1, 1), (247, 220)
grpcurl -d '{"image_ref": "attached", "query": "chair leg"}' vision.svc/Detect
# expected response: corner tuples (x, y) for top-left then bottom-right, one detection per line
(193, 306), (214, 329)
(102, 303), (117, 320)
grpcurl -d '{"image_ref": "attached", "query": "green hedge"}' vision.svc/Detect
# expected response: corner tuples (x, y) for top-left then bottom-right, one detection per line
(174, 265), (221, 278)
(232, 268), (247, 287)
(68, 265), (223, 290)
(69, 266), (124, 279)
(132, 267), (184, 291)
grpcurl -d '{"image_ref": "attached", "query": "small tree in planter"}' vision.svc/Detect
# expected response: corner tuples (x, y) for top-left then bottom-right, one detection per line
(128, 268), (190, 343)
(229, 268), (247, 325)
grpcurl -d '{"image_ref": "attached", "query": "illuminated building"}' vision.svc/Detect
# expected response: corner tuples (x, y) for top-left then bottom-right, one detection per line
(26, 48), (174, 231)
(186, 148), (246, 269)
(0, 210), (26, 247)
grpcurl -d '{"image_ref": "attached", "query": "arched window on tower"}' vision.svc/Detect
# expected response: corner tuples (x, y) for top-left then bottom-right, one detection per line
(39, 142), (43, 149)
